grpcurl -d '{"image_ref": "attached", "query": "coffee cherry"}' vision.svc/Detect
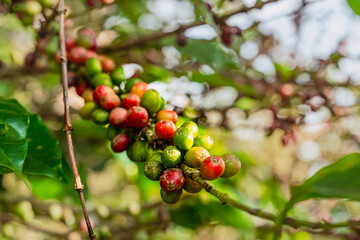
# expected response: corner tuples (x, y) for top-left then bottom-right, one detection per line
(183, 176), (202, 193)
(111, 133), (130, 153)
(159, 97), (166, 110)
(65, 36), (75, 51)
(77, 34), (96, 50)
(160, 189), (182, 204)
(91, 109), (109, 125)
(127, 140), (152, 162)
(93, 85), (114, 104)
(155, 120), (176, 140)
(69, 46), (87, 65)
(85, 58), (102, 78)
(102, 0), (115, 4)
(91, 73), (113, 88)
(109, 107), (127, 127)
(127, 106), (148, 128)
(122, 93), (140, 110)
(160, 168), (185, 192)
(111, 67), (125, 85)
(84, 50), (98, 61)
(221, 153), (241, 178)
(184, 147), (210, 168)
(25, 52), (36, 66)
(86, 0), (98, 8)
(144, 159), (165, 181)
(93, 85), (120, 110)
(78, 27), (96, 38)
(200, 156), (225, 180)
(125, 78), (141, 92)
(130, 82), (148, 98)
(193, 135), (214, 151)
(101, 57), (115, 73)
(140, 89), (162, 115)
(156, 110), (178, 123)
(79, 102), (98, 120)
(173, 127), (194, 150)
(106, 125), (121, 140)
(82, 88), (94, 102)
(181, 121), (198, 138)
(280, 83), (294, 98)
(220, 24), (233, 46)
(162, 146), (181, 168)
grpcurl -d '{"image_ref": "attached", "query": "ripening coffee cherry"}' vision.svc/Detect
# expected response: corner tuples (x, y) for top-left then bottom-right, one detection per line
(173, 127), (194, 150)
(85, 58), (102, 78)
(200, 156), (225, 180)
(93, 85), (120, 110)
(78, 27), (96, 38)
(193, 135), (214, 151)
(69, 46), (87, 65)
(125, 78), (141, 92)
(84, 50), (98, 62)
(111, 67), (125, 85)
(280, 83), (294, 98)
(82, 88), (94, 102)
(77, 34), (96, 50)
(181, 121), (198, 138)
(144, 159), (165, 181)
(79, 102), (98, 120)
(91, 109), (109, 125)
(111, 133), (130, 153)
(130, 82), (148, 98)
(221, 153), (241, 178)
(76, 82), (89, 97)
(109, 107), (127, 127)
(160, 188), (183, 204)
(101, 57), (115, 73)
(183, 176), (202, 193)
(160, 168), (185, 192)
(65, 36), (75, 51)
(156, 109), (178, 123)
(127, 140), (152, 162)
(122, 93), (140, 110)
(184, 147), (210, 168)
(155, 120), (176, 140)
(140, 89), (162, 115)
(127, 106), (148, 128)
(162, 146), (181, 168)
(91, 73), (113, 88)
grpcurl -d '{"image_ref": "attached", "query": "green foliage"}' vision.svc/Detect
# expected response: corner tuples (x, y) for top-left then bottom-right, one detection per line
(347, 0), (360, 15)
(289, 153), (360, 204)
(0, 98), (65, 180)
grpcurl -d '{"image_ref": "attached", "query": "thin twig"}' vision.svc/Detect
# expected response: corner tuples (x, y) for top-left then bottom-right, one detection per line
(58, 0), (96, 239)
(99, 0), (278, 53)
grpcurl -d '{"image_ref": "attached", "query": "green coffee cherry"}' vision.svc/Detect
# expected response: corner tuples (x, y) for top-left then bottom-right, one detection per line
(111, 67), (125, 85)
(91, 73), (113, 88)
(160, 189), (182, 204)
(92, 109), (109, 125)
(127, 140), (152, 162)
(86, 58), (102, 78)
(221, 153), (241, 178)
(181, 121), (198, 138)
(144, 160), (165, 181)
(173, 127), (194, 150)
(125, 78), (141, 92)
(161, 146), (181, 168)
(140, 89), (162, 115)
(159, 97), (166, 110)
(79, 102), (98, 120)
(193, 135), (214, 151)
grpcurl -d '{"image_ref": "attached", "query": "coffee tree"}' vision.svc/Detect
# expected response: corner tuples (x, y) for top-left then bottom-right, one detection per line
(1, 0), (360, 239)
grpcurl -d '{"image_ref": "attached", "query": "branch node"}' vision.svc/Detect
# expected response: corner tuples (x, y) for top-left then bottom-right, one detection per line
(63, 125), (74, 132)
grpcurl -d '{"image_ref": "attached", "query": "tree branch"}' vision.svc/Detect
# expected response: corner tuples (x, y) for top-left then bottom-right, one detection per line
(99, 0), (278, 53)
(58, 0), (96, 239)
(180, 163), (360, 231)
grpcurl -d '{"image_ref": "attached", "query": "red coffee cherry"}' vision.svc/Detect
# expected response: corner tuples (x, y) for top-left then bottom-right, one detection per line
(160, 168), (185, 192)
(93, 85), (120, 110)
(130, 82), (148, 98)
(69, 46), (87, 65)
(111, 133), (130, 153)
(76, 82), (90, 96)
(109, 107), (127, 127)
(155, 120), (176, 140)
(101, 57), (115, 73)
(65, 36), (75, 51)
(200, 156), (225, 180)
(127, 106), (148, 128)
(156, 109), (178, 123)
(122, 93), (140, 110)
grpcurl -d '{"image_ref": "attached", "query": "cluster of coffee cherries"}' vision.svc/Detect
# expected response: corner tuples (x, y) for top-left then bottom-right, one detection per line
(11, 0), (57, 26)
(72, 54), (241, 204)
(85, 0), (114, 8)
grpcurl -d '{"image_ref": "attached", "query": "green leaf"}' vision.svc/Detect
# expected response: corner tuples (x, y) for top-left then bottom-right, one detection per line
(23, 114), (65, 181)
(347, 0), (360, 15)
(0, 98), (29, 175)
(290, 153), (360, 204)
(178, 39), (236, 70)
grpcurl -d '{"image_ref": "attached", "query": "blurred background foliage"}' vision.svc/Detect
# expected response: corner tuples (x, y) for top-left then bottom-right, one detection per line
(1, 0), (360, 239)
